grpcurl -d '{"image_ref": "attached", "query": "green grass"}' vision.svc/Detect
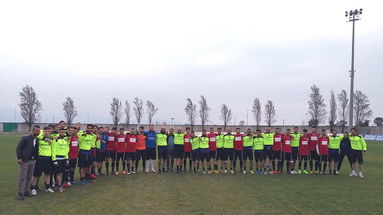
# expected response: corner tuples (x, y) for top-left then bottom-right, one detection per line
(1, 134), (383, 215)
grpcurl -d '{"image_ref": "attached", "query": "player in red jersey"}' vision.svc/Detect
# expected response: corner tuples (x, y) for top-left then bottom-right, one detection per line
(207, 128), (217, 174)
(307, 127), (320, 173)
(282, 129), (293, 174)
(115, 128), (127, 175)
(318, 129), (329, 175)
(65, 126), (79, 185)
(272, 128), (283, 174)
(183, 127), (192, 172)
(233, 128), (244, 173)
(105, 127), (117, 175)
(298, 129), (310, 174)
(126, 128), (137, 174)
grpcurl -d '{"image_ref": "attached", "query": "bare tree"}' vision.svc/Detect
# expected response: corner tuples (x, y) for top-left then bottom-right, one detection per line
(124, 100), (131, 128)
(264, 100), (276, 126)
(133, 97), (144, 126)
(110, 98), (122, 128)
(199, 95), (210, 130)
(337, 90), (349, 132)
(329, 91), (337, 130)
(146, 100), (158, 124)
(220, 104), (232, 130)
(185, 98), (197, 131)
(353, 90), (373, 127)
(19, 85), (42, 131)
(308, 84), (326, 126)
(63, 97), (77, 127)
(252, 98), (262, 129)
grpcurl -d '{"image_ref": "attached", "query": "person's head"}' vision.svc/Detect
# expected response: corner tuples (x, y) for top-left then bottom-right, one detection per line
(185, 127), (191, 134)
(149, 125), (154, 131)
(48, 124), (55, 132)
(275, 128), (280, 134)
(256, 129), (261, 136)
(130, 128), (135, 134)
(169, 128), (174, 134)
(332, 129), (337, 136)
(119, 128), (125, 135)
(139, 126), (145, 134)
(75, 122), (81, 130)
(302, 129), (308, 135)
(202, 130), (207, 136)
(321, 129), (327, 136)
(98, 127), (104, 133)
(344, 132), (349, 138)
(226, 128), (232, 134)
(58, 120), (66, 128)
(86, 124), (93, 133)
(160, 127), (166, 133)
(93, 125), (99, 134)
(54, 124), (60, 131)
(311, 127), (317, 133)
(217, 128), (222, 134)
(351, 128), (358, 136)
(235, 128), (240, 135)
(111, 127), (117, 133)
(97, 132), (101, 139)
(59, 128), (66, 137)
(286, 129), (291, 135)
(105, 126), (110, 132)
(32, 125), (40, 137)
(43, 126), (51, 137)
(209, 127), (214, 133)
(191, 131), (195, 137)
(266, 127), (271, 133)
(69, 126), (76, 136)
(177, 128), (182, 134)
(293, 127), (299, 133)
(246, 128), (251, 135)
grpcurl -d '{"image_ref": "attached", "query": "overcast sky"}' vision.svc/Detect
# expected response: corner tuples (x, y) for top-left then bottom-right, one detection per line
(0, 0), (382, 126)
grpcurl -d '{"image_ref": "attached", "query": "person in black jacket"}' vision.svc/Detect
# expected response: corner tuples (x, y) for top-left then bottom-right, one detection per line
(16, 125), (41, 200)
(337, 132), (353, 173)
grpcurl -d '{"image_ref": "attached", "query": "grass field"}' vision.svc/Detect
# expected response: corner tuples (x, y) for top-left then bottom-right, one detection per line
(1, 134), (382, 215)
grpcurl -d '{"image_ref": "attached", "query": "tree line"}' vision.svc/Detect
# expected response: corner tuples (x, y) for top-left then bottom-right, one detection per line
(18, 84), (377, 131)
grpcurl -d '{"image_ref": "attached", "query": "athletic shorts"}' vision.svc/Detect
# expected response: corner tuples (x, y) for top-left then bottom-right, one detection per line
(69, 159), (77, 169)
(158, 146), (168, 159)
(147, 148), (157, 160)
(209, 150), (217, 160)
(299, 155), (308, 161)
(273, 150), (282, 160)
(184, 151), (191, 159)
(174, 145), (184, 159)
(351, 150), (363, 164)
(310, 150), (318, 161)
(33, 156), (53, 177)
(319, 154), (328, 162)
(254, 150), (263, 162)
(96, 150), (106, 162)
(53, 160), (66, 174)
(328, 149), (339, 162)
(243, 147), (254, 160)
(125, 152), (136, 161)
(282, 152), (291, 161)
(292, 147), (299, 160)
(136, 150), (147, 161)
(78, 150), (93, 168)
(191, 150), (199, 161)
(106, 150), (116, 160)
(223, 148), (234, 161)
(263, 145), (273, 160)
(215, 148), (224, 161)
(116, 152), (125, 161)
(199, 148), (210, 161)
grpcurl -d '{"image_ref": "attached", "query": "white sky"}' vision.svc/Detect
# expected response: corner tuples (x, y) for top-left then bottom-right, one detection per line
(0, 0), (382, 126)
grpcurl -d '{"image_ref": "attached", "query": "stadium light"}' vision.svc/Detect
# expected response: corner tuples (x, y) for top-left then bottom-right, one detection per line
(345, 8), (362, 128)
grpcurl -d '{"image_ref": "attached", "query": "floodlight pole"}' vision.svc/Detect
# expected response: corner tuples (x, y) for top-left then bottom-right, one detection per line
(346, 9), (362, 129)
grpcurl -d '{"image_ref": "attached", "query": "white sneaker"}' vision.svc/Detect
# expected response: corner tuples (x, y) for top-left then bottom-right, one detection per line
(358, 172), (364, 178)
(290, 171), (295, 175)
(207, 170), (212, 174)
(335, 171), (339, 175)
(31, 189), (37, 196)
(127, 171), (131, 175)
(132, 170), (136, 174)
(223, 169), (227, 173)
(203, 171), (207, 174)
(250, 170), (255, 174)
(264, 171), (268, 175)
(45, 188), (54, 193)
(67, 181), (72, 186)
(242, 170), (247, 174)
(349, 171), (357, 177)
(230, 170), (234, 174)
(151, 169), (156, 173)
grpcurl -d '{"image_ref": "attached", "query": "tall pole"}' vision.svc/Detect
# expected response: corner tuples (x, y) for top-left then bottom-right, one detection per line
(345, 8), (362, 129)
